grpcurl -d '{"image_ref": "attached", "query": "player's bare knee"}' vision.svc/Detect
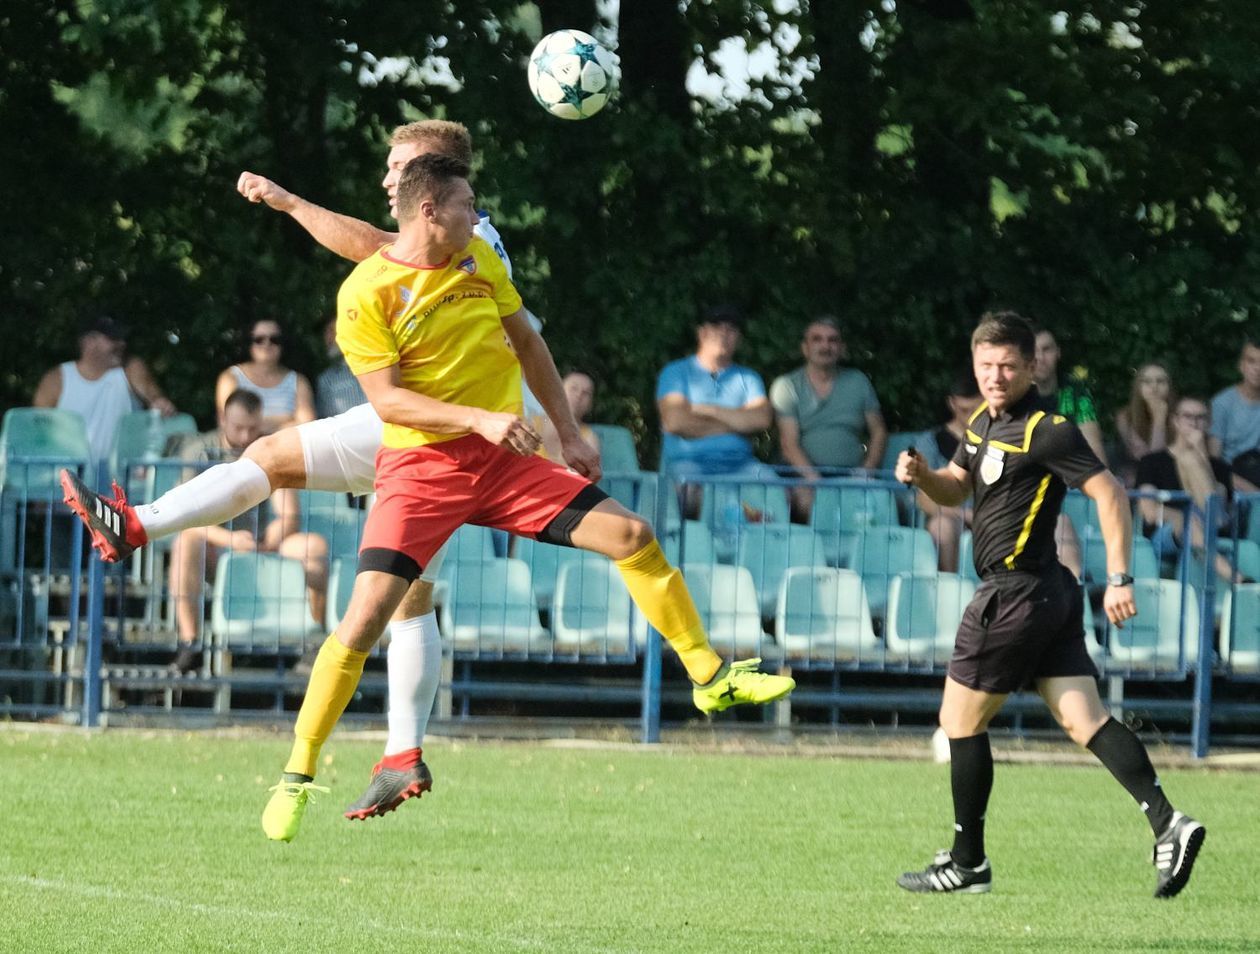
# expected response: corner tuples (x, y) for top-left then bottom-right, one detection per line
(609, 514), (654, 560)
(243, 431), (302, 489)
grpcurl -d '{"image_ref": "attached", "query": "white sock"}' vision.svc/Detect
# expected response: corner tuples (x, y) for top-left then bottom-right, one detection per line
(135, 457), (272, 540)
(385, 612), (442, 755)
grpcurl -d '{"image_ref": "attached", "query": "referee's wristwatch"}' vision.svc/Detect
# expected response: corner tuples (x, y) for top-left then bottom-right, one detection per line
(1106, 573), (1135, 587)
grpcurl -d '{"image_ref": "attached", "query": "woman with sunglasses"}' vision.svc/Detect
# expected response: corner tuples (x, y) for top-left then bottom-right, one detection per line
(215, 318), (316, 434)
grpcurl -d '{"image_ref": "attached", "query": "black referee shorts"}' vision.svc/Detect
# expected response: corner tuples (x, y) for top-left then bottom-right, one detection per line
(948, 564), (1098, 695)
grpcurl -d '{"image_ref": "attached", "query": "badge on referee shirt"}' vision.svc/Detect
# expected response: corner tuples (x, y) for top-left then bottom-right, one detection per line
(980, 446), (1005, 485)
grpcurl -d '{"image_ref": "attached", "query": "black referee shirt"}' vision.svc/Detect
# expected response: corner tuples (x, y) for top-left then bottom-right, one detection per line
(951, 387), (1104, 577)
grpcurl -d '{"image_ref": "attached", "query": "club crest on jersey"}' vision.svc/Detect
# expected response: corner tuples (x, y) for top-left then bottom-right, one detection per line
(980, 446), (1005, 485)
(456, 256), (476, 275)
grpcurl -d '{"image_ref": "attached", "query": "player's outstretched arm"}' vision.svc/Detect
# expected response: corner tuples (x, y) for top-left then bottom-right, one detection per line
(356, 364), (541, 457)
(237, 171), (397, 263)
(898, 453), (971, 507)
(500, 308), (600, 480)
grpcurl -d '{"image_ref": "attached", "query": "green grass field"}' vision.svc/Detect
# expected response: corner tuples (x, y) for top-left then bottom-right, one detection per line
(1, 728), (1256, 954)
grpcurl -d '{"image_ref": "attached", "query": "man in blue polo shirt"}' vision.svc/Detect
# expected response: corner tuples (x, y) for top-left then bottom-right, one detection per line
(657, 304), (775, 517)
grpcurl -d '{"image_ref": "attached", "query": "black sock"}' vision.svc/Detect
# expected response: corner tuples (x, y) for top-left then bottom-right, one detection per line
(282, 772), (314, 784)
(1086, 718), (1175, 836)
(949, 732), (993, 868)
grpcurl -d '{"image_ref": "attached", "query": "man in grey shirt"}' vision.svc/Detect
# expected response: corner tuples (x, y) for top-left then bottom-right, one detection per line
(770, 316), (886, 519)
(1210, 335), (1260, 492)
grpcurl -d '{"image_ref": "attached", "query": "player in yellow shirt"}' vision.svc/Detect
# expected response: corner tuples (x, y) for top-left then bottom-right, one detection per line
(262, 154), (795, 842)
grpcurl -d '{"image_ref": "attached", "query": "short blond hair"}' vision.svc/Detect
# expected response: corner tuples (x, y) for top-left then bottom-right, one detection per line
(389, 120), (473, 165)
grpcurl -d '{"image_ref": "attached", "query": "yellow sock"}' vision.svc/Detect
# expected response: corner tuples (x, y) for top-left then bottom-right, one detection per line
(615, 539), (722, 684)
(284, 633), (370, 777)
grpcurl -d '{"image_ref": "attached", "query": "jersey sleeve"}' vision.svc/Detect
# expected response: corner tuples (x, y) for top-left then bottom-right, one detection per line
(656, 361), (686, 401)
(1031, 414), (1105, 488)
(860, 372), (881, 413)
(950, 433), (974, 470)
(336, 273), (398, 377)
(475, 242), (523, 317)
(769, 374), (797, 419)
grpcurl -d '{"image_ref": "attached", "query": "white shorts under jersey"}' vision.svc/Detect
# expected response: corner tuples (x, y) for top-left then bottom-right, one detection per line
(294, 215), (518, 581)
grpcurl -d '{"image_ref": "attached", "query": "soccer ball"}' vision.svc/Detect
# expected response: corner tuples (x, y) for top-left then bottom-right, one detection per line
(527, 29), (617, 120)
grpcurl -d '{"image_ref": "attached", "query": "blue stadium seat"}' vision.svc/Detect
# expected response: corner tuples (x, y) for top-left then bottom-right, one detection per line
(551, 554), (642, 657)
(513, 535), (589, 611)
(883, 572), (976, 665)
(957, 530), (981, 583)
(1061, 491), (1100, 538)
(1080, 529), (1159, 585)
(326, 557), (355, 631)
(588, 424), (640, 473)
(302, 507), (368, 564)
(210, 551), (323, 650)
(660, 520), (716, 568)
(108, 409), (197, 479)
(810, 484), (899, 565)
(439, 557), (550, 653)
(1219, 583), (1260, 674)
(844, 526), (938, 619)
(736, 523), (829, 618)
(0, 407), (91, 499)
(682, 563), (768, 659)
(880, 431), (924, 472)
(1103, 579), (1200, 672)
(774, 566), (878, 664)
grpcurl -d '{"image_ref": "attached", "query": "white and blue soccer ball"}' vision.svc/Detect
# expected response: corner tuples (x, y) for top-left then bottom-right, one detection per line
(527, 29), (617, 120)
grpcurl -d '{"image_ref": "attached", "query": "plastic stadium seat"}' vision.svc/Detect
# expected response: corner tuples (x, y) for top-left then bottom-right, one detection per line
(660, 520), (716, 568)
(551, 554), (643, 656)
(1080, 529), (1159, 585)
(810, 484), (899, 565)
(599, 472), (658, 524)
(0, 407), (91, 499)
(883, 572), (976, 665)
(1179, 538), (1260, 615)
(439, 557), (550, 653)
(513, 536), (588, 611)
(880, 431), (924, 472)
(682, 563), (767, 658)
(774, 567), (879, 663)
(1219, 584), (1260, 673)
(302, 507), (368, 564)
(1061, 491), (1100, 538)
(1103, 579), (1200, 671)
(736, 523), (830, 618)
(588, 424), (640, 473)
(844, 526), (938, 619)
(447, 524), (497, 564)
(699, 479), (792, 544)
(108, 410), (197, 475)
(211, 552), (323, 649)
(326, 557), (355, 631)
(297, 488), (359, 518)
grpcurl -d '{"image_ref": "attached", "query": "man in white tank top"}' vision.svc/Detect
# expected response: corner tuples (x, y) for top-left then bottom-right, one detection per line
(61, 121), (532, 822)
(34, 315), (176, 466)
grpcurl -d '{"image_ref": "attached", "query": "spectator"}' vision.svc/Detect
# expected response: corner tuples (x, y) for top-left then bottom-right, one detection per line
(1114, 361), (1175, 486)
(314, 316), (366, 419)
(771, 316), (887, 520)
(1033, 327), (1101, 578)
(1033, 328), (1108, 464)
(166, 390), (328, 674)
(215, 318), (316, 435)
(657, 304), (775, 516)
(913, 370), (982, 571)
(1136, 395), (1245, 583)
(32, 315), (176, 465)
(540, 371), (601, 466)
(1210, 335), (1260, 493)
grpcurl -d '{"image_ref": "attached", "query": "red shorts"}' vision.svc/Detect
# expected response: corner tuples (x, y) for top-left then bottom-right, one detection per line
(360, 434), (593, 571)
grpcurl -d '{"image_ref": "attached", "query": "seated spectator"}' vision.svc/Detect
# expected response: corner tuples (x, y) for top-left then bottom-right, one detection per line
(1210, 335), (1260, 493)
(315, 316), (366, 419)
(540, 370), (601, 466)
(657, 304), (775, 517)
(166, 390), (327, 674)
(1136, 395), (1244, 584)
(1114, 361), (1174, 486)
(913, 371), (981, 572)
(771, 316), (887, 521)
(32, 315), (176, 465)
(1033, 326), (1101, 577)
(215, 318), (316, 435)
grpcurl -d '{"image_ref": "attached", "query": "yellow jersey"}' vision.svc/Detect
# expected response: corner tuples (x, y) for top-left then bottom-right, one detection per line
(336, 238), (525, 448)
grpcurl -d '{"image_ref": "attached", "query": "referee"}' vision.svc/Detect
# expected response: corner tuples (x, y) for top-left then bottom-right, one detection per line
(894, 312), (1205, 898)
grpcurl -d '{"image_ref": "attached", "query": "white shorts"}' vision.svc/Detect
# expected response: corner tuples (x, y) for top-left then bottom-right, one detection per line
(296, 403), (446, 584)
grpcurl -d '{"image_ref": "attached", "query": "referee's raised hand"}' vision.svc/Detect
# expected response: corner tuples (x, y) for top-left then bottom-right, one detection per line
(895, 447), (922, 486)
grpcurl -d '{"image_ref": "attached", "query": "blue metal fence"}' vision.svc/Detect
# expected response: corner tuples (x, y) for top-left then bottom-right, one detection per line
(3, 449), (1259, 756)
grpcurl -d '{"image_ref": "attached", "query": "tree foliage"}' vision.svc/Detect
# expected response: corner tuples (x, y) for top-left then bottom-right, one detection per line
(3, 0), (1259, 456)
